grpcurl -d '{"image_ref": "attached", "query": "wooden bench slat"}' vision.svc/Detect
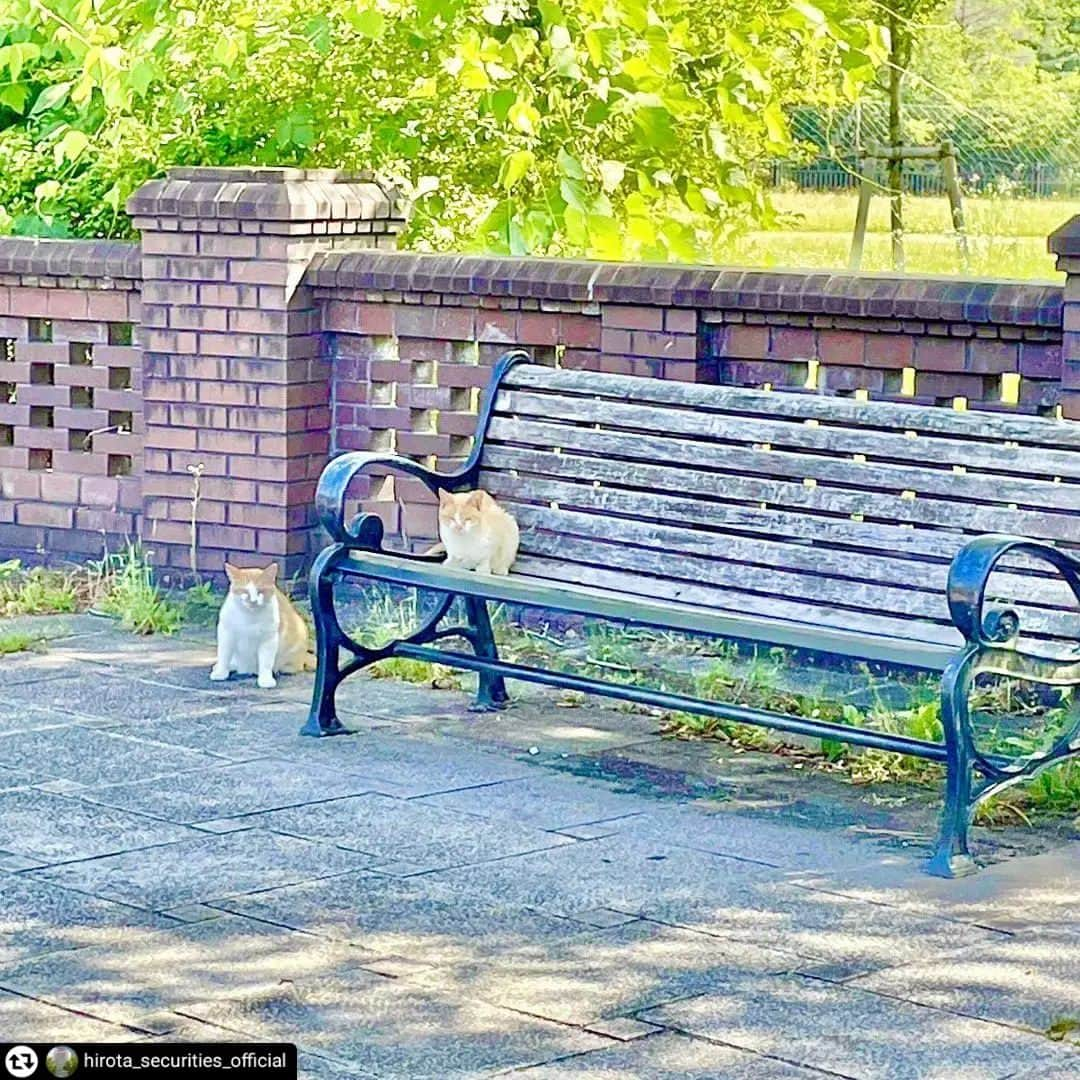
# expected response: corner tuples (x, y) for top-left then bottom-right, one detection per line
(511, 555), (966, 649)
(482, 469), (966, 559)
(483, 445), (1079, 544)
(487, 416), (1080, 513)
(506, 502), (1080, 615)
(495, 389), (1080, 482)
(506, 365), (1080, 449)
(514, 529), (1079, 642)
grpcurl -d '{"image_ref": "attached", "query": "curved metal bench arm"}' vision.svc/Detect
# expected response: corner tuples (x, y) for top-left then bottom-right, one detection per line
(315, 349), (531, 548)
(948, 534), (1080, 648)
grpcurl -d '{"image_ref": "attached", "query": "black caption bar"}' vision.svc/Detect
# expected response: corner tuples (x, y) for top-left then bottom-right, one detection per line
(2, 1043), (296, 1079)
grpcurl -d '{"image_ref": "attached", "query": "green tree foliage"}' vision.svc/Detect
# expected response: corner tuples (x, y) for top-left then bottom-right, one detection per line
(0, 0), (886, 256)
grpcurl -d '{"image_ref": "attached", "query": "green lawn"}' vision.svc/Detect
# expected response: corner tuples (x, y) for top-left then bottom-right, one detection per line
(716, 191), (1080, 280)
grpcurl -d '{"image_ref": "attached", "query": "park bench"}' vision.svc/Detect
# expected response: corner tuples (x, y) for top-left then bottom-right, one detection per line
(306, 349), (1080, 877)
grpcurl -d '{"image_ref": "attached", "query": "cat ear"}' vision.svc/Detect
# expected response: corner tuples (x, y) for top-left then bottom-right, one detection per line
(224, 563), (239, 584)
(438, 489), (452, 507)
(260, 562), (279, 583)
(467, 490), (484, 508)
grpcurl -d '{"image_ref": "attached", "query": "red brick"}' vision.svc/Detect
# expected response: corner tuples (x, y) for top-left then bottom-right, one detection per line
(393, 305), (437, 338)
(631, 331), (696, 359)
(559, 315), (601, 348)
(1, 471), (40, 499)
(433, 308), (475, 340)
(475, 312), (517, 344)
(914, 336), (966, 372)
(1019, 343), (1062, 379)
(603, 305), (663, 331)
(966, 340), (1019, 374)
(197, 523), (257, 549)
(80, 476), (121, 506)
(17, 503), (73, 528)
(723, 325), (769, 359)
(516, 313), (561, 346)
(45, 291), (90, 319)
(199, 382), (259, 406)
(770, 327), (816, 361)
(75, 508), (135, 533)
(86, 292), (135, 321)
(865, 334), (914, 369)
(197, 430), (257, 454)
(228, 261), (289, 286)
(664, 308), (697, 335)
(600, 328), (631, 354)
(39, 473), (80, 502)
(817, 330), (864, 366)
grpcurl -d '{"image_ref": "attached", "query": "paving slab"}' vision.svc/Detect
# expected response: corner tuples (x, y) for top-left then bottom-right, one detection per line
(0, 987), (145, 1041)
(75, 758), (378, 825)
(250, 791), (574, 872)
(511, 1031), (837, 1078)
(641, 972), (1078, 1080)
(178, 974), (612, 1080)
(0, 764), (31, 791)
(0, 789), (195, 864)
(851, 930), (1080, 1043)
(419, 774), (669, 832)
(266, 728), (534, 797)
(0, 872), (175, 966)
(212, 868), (588, 966)
(0, 667), (232, 723)
(0, 724), (220, 788)
(0, 701), (88, 737)
(0, 914), (381, 1029)
(789, 842), (1080, 934)
(29, 829), (373, 911)
(413, 919), (806, 1026)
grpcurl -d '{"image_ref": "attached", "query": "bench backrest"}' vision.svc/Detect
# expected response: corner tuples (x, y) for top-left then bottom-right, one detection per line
(478, 363), (1080, 656)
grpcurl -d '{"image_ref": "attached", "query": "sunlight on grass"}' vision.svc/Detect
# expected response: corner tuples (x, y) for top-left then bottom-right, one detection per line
(716, 191), (1080, 279)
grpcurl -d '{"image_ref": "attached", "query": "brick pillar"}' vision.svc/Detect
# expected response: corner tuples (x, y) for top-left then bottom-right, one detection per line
(1049, 214), (1080, 419)
(128, 167), (406, 579)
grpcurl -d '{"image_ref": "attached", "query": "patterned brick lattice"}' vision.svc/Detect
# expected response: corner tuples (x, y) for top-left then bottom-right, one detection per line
(310, 250), (1066, 548)
(0, 240), (142, 559)
(128, 167), (406, 579)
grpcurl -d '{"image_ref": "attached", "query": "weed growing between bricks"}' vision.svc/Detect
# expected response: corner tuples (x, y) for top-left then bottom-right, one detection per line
(347, 585), (1080, 827)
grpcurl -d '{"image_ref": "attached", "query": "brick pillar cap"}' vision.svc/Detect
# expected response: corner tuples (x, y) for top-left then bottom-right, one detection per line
(1048, 214), (1080, 258)
(127, 167), (407, 223)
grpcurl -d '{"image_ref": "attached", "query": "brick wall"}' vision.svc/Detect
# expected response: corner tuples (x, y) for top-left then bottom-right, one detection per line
(309, 251), (1066, 548)
(0, 240), (142, 562)
(0, 165), (1076, 576)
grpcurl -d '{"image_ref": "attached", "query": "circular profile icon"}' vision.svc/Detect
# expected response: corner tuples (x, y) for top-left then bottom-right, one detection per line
(45, 1046), (78, 1078)
(4, 1045), (38, 1079)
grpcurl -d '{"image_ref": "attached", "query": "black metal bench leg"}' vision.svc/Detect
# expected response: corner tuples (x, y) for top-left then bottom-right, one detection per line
(928, 652), (978, 878)
(300, 552), (351, 737)
(465, 596), (510, 712)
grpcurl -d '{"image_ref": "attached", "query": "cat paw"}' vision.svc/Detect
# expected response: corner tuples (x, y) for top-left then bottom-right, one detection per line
(257, 674), (278, 689)
(209, 667), (230, 682)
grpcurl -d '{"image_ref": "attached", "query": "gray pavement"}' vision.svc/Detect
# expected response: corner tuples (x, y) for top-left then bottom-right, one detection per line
(0, 614), (1077, 1079)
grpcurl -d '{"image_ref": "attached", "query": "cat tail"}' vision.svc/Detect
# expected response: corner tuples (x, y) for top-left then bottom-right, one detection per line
(303, 652), (317, 672)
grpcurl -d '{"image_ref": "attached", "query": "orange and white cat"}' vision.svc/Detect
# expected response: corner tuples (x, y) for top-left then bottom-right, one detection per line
(210, 563), (314, 689)
(438, 489), (519, 575)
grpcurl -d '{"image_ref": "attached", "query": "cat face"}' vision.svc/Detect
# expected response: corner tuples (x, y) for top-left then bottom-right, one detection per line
(438, 489), (485, 536)
(224, 562), (278, 611)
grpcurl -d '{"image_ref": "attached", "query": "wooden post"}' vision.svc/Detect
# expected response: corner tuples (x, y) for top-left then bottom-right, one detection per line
(849, 166), (873, 271)
(941, 141), (970, 272)
(888, 10), (905, 272)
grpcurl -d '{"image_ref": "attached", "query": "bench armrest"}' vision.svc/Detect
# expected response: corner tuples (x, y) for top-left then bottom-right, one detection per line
(315, 452), (470, 547)
(947, 534), (1080, 646)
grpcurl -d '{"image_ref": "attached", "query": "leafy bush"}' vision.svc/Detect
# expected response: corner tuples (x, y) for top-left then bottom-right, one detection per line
(0, 0), (885, 258)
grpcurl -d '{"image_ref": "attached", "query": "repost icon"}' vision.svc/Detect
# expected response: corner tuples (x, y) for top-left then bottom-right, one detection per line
(4, 1046), (37, 1079)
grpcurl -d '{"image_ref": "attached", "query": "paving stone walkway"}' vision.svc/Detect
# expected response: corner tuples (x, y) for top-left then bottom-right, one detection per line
(0, 615), (1078, 1079)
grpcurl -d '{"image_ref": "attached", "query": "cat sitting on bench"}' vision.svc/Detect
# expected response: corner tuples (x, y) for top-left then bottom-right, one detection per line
(433, 489), (519, 575)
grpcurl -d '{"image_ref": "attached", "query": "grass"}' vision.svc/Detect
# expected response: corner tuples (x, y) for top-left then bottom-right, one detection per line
(346, 587), (1080, 825)
(715, 190), (1080, 279)
(0, 630), (44, 655)
(0, 558), (84, 617)
(88, 543), (181, 635)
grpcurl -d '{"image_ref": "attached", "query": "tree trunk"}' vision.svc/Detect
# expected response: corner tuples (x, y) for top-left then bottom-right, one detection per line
(888, 11), (905, 272)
